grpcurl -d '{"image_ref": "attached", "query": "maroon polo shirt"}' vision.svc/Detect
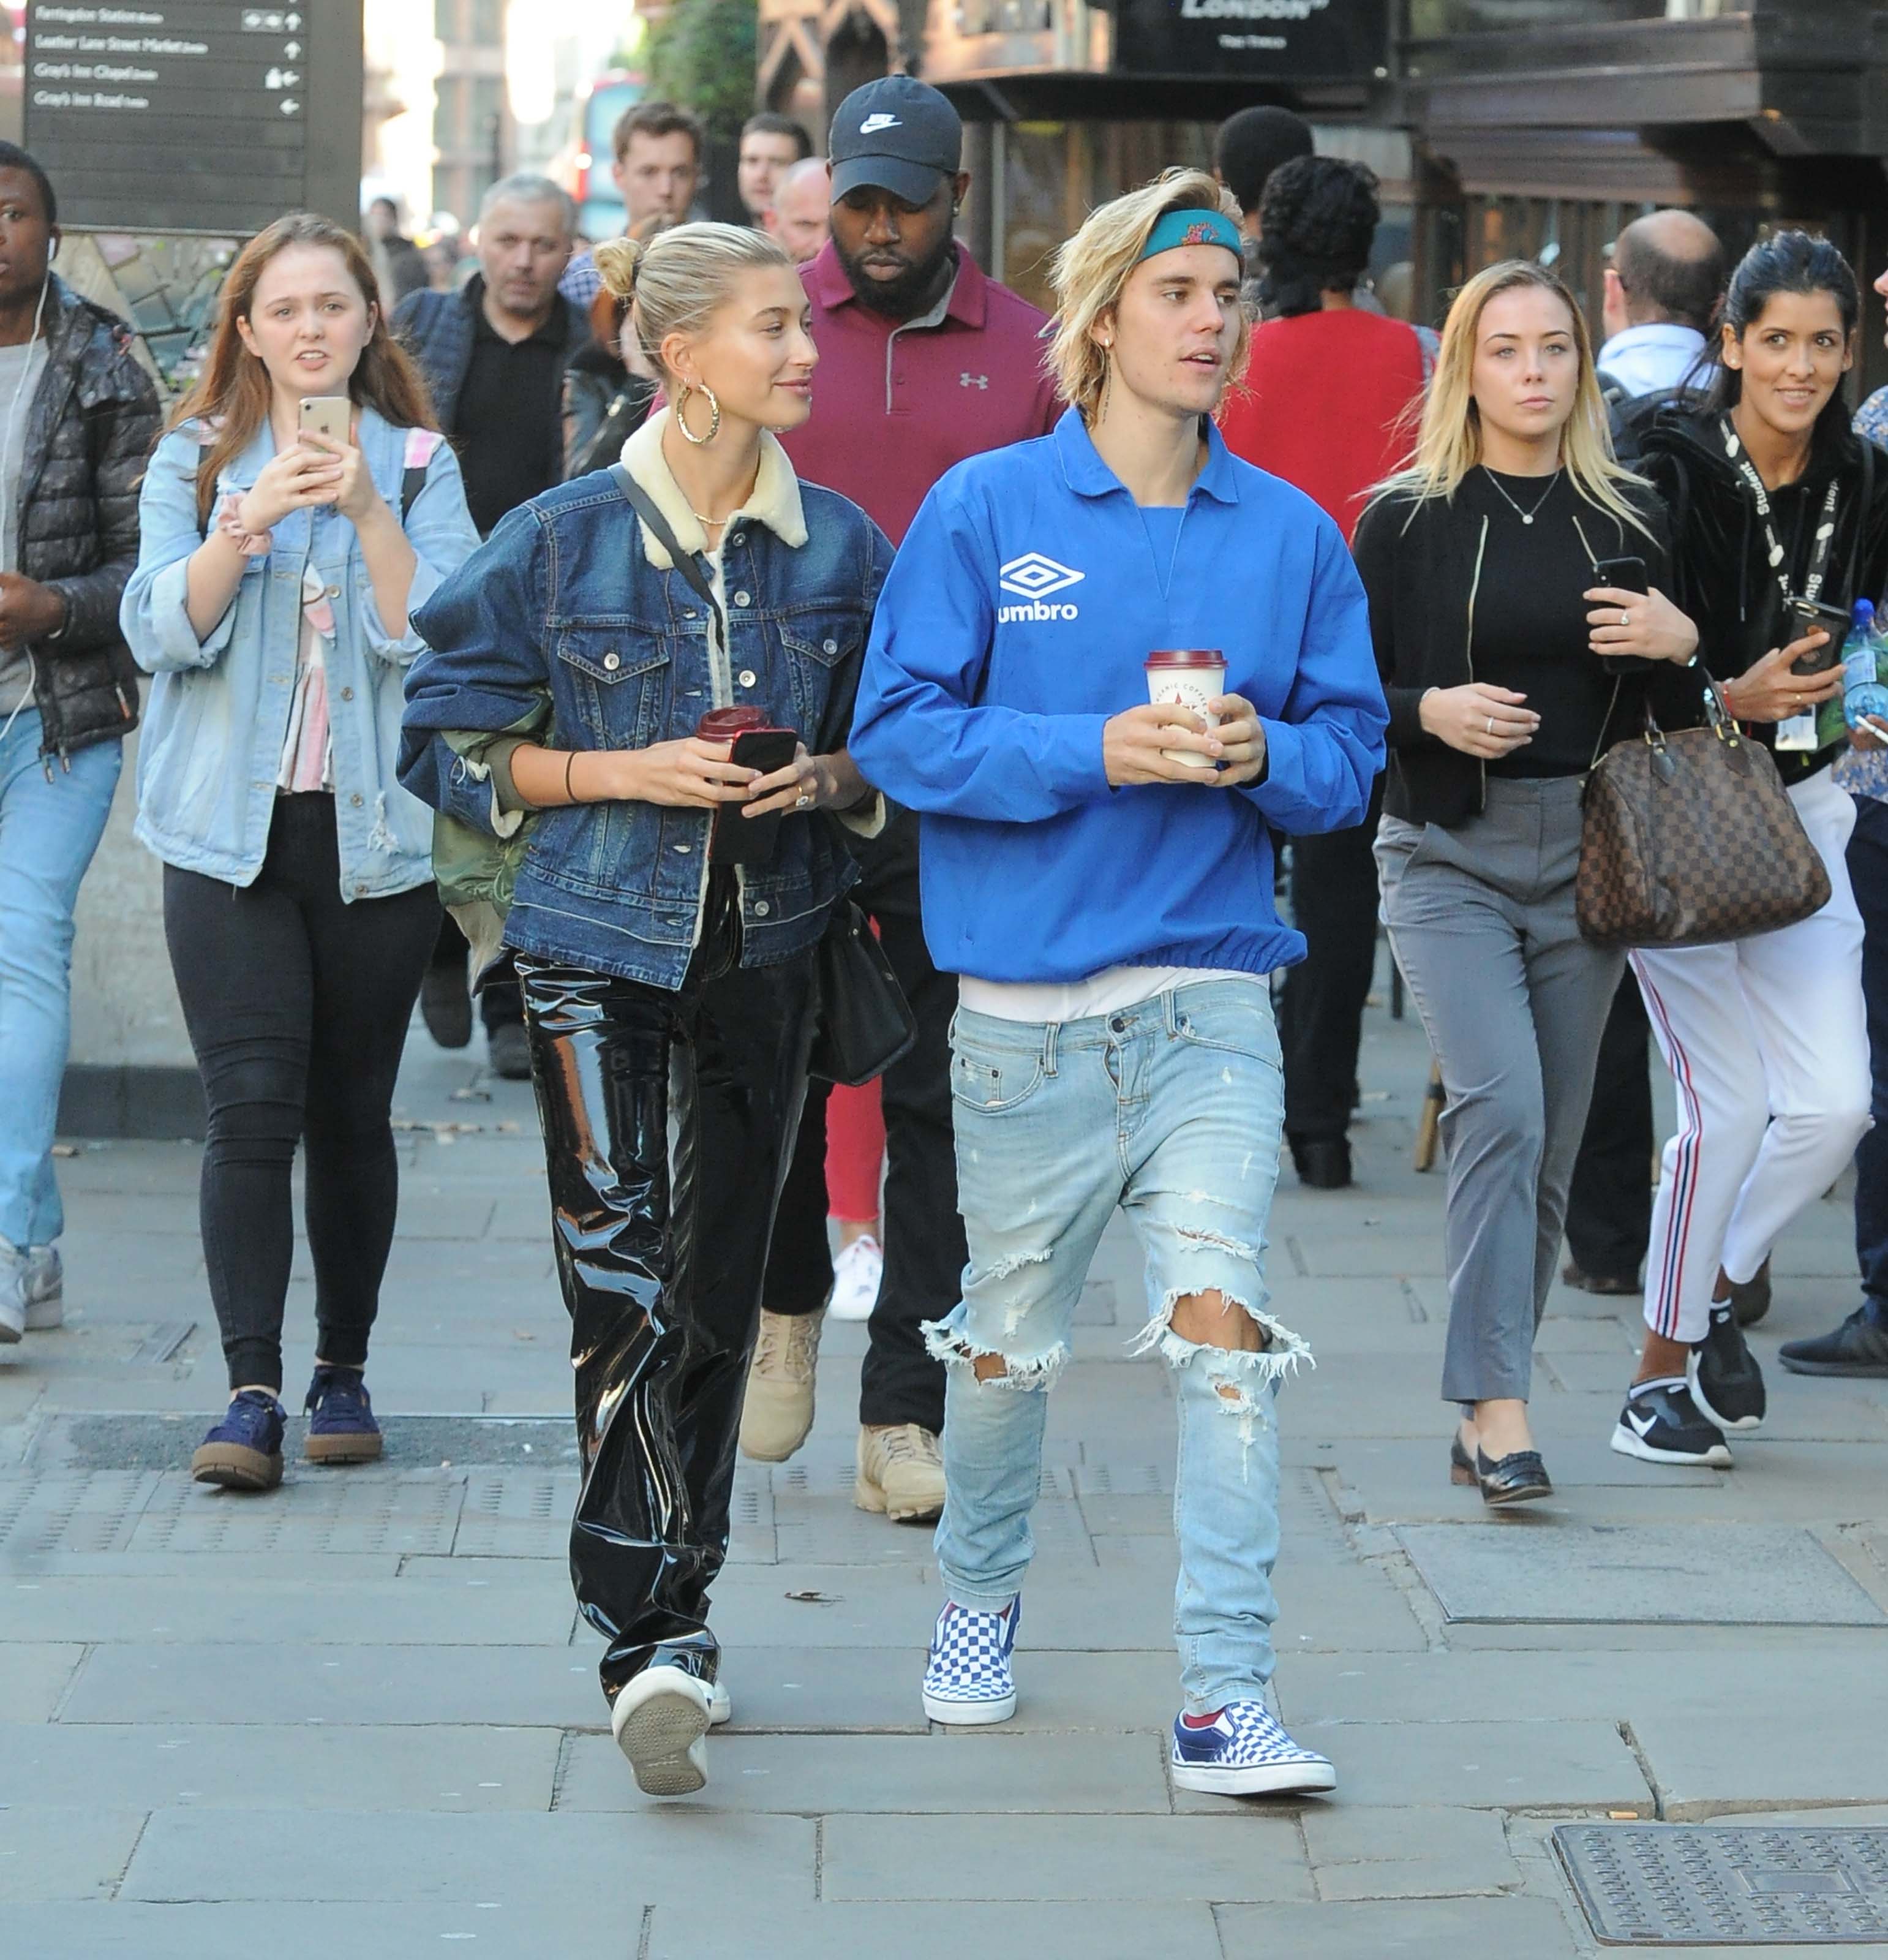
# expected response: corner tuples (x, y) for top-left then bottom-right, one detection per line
(781, 241), (1062, 546)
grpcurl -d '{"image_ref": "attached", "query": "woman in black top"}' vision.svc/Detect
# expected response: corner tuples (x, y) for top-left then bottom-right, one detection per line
(1612, 233), (1888, 1468)
(1353, 260), (1700, 1504)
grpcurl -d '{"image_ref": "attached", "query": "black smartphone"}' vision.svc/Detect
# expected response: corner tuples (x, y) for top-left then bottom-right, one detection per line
(1592, 555), (1649, 595)
(1786, 597), (1850, 676)
(710, 726), (800, 866)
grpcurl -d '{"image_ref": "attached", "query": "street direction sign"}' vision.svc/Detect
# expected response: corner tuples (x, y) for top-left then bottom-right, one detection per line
(22, 0), (361, 235)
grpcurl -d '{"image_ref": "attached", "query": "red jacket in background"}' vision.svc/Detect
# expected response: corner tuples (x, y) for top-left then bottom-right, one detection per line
(1218, 308), (1427, 544)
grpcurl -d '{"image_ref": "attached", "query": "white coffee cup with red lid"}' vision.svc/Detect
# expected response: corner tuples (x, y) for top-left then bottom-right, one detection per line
(1145, 649), (1228, 768)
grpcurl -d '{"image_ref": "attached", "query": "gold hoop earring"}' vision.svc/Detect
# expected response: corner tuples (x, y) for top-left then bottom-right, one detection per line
(676, 383), (721, 446)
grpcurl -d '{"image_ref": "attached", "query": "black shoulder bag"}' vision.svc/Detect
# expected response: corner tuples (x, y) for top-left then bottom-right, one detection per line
(606, 465), (914, 1087)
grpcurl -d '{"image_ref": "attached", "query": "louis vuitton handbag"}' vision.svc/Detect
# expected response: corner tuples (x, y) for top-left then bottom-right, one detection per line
(1576, 681), (1831, 950)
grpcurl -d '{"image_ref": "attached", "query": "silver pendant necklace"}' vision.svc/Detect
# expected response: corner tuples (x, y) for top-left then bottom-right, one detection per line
(1481, 465), (1561, 525)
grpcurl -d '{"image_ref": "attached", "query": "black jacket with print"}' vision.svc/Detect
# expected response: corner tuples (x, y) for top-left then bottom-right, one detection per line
(15, 276), (163, 759)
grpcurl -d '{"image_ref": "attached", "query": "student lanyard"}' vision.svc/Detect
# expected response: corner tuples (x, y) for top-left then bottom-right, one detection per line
(1720, 417), (1840, 752)
(1718, 416), (1841, 612)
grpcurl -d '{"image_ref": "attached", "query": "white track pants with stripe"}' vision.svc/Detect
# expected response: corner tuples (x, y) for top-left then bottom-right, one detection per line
(1630, 768), (1870, 1346)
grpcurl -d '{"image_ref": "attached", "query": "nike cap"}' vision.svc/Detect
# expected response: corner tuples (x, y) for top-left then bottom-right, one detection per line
(828, 76), (962, 207)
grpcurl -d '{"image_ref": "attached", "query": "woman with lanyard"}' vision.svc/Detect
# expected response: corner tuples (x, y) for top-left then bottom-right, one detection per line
(1355, 260), (1701, 1506)
(122, 214), (479, 1490)
(1617, 230), (1888, 1468)
(402, 222), (892, 1798)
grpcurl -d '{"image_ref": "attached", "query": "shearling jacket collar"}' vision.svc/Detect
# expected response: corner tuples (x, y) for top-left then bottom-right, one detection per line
(620, 409), (807, 567)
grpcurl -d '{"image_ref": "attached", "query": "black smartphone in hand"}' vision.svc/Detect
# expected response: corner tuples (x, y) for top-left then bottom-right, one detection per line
(711, 726), (800, 866)
(1592, 556), (1649, 595)
(1786, 597), (1850, 676)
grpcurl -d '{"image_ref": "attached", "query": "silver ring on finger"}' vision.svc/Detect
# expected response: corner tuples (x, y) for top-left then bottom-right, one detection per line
(1620, 609), (1631, 628)
(1486, 715), (1495, 735)
(796, 788), (814, 809)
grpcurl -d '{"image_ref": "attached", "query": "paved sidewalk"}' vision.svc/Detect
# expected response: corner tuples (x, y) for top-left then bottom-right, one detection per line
(4, 967), (1887, 1958)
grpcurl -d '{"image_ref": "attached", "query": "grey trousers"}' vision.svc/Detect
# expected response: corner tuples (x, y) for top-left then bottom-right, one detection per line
(1375, 777), (1625, 1405)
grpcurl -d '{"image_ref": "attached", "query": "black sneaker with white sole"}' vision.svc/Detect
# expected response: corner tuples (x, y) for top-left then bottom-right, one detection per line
(1688, 1303), (1766, 1431)
(1611, 1377), (1732, 1467)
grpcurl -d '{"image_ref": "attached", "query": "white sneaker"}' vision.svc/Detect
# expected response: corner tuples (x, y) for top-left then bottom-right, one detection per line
(611, 1665), (712, 1796)
(709, 1677), (732, 1727)
(0, 1236), (26, 1344)
(828, 1234), (883, 1322)
(24, 1245), (63, 1331)
(740, 1308), (824, 1462)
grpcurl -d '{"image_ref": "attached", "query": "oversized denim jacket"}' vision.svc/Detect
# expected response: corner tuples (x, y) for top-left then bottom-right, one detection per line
(121, 406), (480, 897)
(400, 418), (895, 991)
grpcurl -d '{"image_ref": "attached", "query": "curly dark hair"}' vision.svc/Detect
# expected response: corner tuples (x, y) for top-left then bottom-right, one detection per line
(1255, 156), (1380, 319)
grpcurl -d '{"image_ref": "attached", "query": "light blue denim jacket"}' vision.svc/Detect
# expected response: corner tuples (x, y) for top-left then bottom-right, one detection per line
(121, 405), (480, 897)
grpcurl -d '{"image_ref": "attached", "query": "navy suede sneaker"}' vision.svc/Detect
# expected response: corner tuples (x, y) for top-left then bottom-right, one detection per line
(304, 1366), (383, 1464)
(191, 1390), (287, 1490)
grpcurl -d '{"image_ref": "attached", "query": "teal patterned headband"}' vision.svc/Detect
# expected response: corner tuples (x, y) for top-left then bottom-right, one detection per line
(1136, 207), (1243, 266)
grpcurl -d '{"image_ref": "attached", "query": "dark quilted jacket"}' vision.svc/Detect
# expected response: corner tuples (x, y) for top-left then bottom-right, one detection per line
(19, 276), (162, 760)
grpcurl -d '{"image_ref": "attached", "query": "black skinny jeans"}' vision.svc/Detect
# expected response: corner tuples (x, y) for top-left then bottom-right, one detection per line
(518, 876), (819, 1706)
(759, 809), (966, 1434)
(163, 794), (438, 1392)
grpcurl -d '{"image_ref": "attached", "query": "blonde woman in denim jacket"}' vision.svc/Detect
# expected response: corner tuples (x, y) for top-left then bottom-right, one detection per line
(121, 214), (478, 1493)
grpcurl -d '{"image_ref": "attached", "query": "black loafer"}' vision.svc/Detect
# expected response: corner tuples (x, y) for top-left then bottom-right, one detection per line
(1474, 1446), (1552, 1506)
(1290, 1136), (1352, 1190)
(1449, 1433), (1476, 1486)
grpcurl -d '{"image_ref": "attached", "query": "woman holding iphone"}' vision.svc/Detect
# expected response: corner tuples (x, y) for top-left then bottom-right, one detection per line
(400, 223), (892, 1798)
(1353, 260), (1701, 1505)
(122, 214), (479, 1491)
(1615, 232), (1888, 1465)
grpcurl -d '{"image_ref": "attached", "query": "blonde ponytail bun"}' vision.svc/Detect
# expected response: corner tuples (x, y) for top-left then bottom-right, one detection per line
(594, 235), (643, 303)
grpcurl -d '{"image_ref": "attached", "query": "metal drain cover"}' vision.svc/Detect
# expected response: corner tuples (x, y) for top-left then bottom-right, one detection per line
(1556, 1824), (1888, 1945)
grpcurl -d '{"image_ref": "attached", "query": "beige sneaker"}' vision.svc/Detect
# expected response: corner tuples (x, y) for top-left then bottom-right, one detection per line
(740, 1308), (824, 1462)
(856, 1422), (946, 1523)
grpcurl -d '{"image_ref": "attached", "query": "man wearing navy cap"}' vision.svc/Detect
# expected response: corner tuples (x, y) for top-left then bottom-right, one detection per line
(740, 77), (1061, 1525)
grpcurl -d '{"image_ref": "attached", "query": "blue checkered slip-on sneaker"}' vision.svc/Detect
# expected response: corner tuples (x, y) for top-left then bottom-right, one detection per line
(1170, 1701), (1337, 1796)
(922, 1597), (1020, 1725)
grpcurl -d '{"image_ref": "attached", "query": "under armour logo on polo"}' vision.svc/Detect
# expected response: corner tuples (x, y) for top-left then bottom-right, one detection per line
(999, 553), (1084, 600)
(960, 372), (988, 389)
(860, 113), (902, 134)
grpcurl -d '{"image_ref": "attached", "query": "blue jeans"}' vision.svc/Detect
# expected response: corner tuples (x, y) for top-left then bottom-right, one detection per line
(0, 709), (122, 1248)
(930, 981), (1309, 1713)
(1849, 794), (1888, 1330)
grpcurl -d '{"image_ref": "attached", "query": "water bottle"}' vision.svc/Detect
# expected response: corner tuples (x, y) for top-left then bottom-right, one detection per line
(1843, 598), (1888, 731)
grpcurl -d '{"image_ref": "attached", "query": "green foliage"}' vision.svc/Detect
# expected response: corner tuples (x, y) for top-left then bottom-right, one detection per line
(643, 0), (759, 146)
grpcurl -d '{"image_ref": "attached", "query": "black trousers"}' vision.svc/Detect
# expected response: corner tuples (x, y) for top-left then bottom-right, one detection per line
(431, 911), (522, 1032)
(518, 883), (818, 1705)
(1280, 778), (1385, 1143)
(1562, 972), (1655, 1283)
(760, 810), (965, 1434)
(162, 794), (438, 1392)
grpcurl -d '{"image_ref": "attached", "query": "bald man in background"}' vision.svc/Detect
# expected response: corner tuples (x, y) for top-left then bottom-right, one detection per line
(1597, 209), (1725, 398)
(769, 157), (830, 265)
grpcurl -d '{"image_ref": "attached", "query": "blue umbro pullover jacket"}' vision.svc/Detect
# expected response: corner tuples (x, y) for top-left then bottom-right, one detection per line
(850, 409), (1387, 984)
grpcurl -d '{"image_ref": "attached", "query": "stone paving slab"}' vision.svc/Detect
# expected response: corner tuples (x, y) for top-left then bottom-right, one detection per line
(120, 1807), (816, 1904)
(0, 1900), (645, 1958)
(0, 1575), (572, 1645)
(1398, 1521), (1887, 1626)
(59, 1642), (602, 1728)
(822, 1812), (1315, 1902)
(558, 1731), (1172, 1814)
(1216, 1894), (1585, 1958)
(0, 1643), (83, 1721)
(645, 1902), (1225, 1959)
(1301, 1803), (1522, 1900)
(0, 1806), (146, 1905)
(0, 1722), (560, 1812)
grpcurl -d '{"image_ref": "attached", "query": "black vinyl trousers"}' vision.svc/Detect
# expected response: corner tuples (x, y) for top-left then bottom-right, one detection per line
(1562, 972), (1654, 1284)
(1279, 778), (1385, 1144)
(163, 794), (438, 1392)
(517, 881), (818, 1707)
(759, 810), (965, 1435)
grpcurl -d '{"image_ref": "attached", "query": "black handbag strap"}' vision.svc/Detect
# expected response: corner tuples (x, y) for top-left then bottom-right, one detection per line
(609, 462), (726, 644)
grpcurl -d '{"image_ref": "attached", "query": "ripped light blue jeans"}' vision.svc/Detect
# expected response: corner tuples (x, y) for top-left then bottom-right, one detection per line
(929, 980), (1309, 1713)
